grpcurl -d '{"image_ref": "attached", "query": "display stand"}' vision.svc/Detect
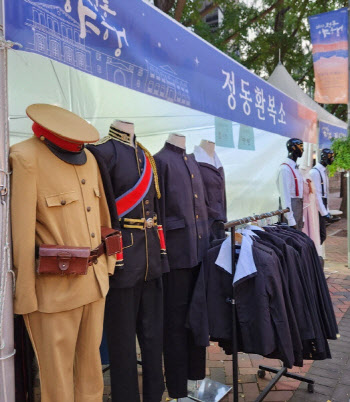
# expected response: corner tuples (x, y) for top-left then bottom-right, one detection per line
(169, 379), (231, 402)
(224, 208), (315, 402)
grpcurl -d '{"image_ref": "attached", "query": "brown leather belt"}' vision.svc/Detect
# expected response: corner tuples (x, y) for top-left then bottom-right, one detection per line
(88, 243), (105, 265)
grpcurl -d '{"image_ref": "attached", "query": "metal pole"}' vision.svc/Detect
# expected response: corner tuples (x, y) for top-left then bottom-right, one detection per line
(230, 227), (238, 402)
(0, 0), (15, 400)
(348, 0), (350, 268)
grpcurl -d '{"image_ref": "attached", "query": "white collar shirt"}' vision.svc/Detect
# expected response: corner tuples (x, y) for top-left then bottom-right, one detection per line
(309, 163), (329, 216)
(277, 158), (304, 227)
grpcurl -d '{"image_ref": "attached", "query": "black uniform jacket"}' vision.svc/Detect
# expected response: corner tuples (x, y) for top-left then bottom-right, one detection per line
(154, 142), (209, 270)
(88, 136), (169, 289)
(197, 163), (227, 240)
(188, 239), (296, 368)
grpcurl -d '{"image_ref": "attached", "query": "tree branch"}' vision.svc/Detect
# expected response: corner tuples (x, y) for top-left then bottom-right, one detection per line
(222, 0), (283, 45)
(153, 0), (175, 14)
(174, 0), (187, 21)
(183, 3), (219, 27)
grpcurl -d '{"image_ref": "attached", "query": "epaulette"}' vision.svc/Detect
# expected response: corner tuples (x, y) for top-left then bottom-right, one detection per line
(92, 136), (112, 146)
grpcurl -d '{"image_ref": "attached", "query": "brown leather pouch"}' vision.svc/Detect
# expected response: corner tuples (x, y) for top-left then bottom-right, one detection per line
(101, 227), (123, 256)
(37, 245), (91, 275)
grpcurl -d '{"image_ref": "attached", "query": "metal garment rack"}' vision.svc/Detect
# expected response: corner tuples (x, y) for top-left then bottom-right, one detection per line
(224, 208), (315, 402)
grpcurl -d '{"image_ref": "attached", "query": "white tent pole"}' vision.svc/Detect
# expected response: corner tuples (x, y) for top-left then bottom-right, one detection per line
(0, 0), (15, 400)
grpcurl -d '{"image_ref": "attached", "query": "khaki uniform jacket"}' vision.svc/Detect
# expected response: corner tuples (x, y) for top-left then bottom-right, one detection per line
(10, 137), (116, 315)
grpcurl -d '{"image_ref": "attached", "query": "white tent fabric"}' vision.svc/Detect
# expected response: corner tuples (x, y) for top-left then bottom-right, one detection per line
(8, 51), (313, 221)
(268, 63), (347, 131)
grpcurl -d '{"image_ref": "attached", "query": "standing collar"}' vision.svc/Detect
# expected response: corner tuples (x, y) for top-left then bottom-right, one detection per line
(108, 125), (135, 147)
(314, 162), (326, 172)
(283, 157), (297, 169)
(165, 141), (186, 154)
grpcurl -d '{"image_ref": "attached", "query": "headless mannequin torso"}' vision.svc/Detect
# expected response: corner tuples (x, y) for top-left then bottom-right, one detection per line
(199, 140), (215, 158)
(111, 120), (135, 147)
(167, 133), (186, 150)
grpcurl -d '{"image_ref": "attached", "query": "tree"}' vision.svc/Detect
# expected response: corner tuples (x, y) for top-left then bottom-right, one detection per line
(153, 0), (348, 121)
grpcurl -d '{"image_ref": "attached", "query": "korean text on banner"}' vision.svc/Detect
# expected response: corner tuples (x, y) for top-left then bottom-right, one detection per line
(309, 8), (348, 104)
(319, 120), (347, 148)
(5, 0), (316, 143)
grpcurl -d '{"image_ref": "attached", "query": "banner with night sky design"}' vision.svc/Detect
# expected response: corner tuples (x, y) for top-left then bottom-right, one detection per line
(5, 0), (317, 142)
(309, 8), (348, 104)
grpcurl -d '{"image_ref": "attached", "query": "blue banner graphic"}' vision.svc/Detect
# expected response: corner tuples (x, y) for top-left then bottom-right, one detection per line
(5, 0), (316, 142)
(309, 8), (348, 103)
(319, 121), (347, 148)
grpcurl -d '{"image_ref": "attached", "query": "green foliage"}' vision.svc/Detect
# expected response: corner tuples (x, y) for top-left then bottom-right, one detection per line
(161, 0), (348, 122)
(329, 136), (350, 176)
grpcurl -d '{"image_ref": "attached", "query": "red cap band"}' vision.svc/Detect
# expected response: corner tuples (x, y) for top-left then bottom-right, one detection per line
(32, 122), (83, 153)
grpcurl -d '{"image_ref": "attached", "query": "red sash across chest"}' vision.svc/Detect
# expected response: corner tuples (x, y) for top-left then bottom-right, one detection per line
(115, 151), (153, 217)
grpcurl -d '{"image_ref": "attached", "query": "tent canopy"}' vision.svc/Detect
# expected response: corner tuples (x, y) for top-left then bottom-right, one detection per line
(268, 63), (347, 131)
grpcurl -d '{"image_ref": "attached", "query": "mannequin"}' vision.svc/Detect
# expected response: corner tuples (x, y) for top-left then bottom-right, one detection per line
(309, 148), (334, 244)
(277, 138), (304, 230)
(199, 139), (215, 158)
(194, 140), (227, 241)
(10, 104), (116, 402)
(154, 139), (209, 399)
(87, 120), (168, 402)
(109, 120), (135, 147)
(167, 132), (186, 149)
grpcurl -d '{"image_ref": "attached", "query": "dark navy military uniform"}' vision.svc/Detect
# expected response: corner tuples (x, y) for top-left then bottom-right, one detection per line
(193, 146), (227, 241)
(88, 128), (168, 402)
(154, 142), (209, 399)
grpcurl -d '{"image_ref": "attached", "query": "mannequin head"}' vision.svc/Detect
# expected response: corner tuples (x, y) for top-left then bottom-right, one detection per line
(286, 138), (304, 162)
(320, 148), (334, 167)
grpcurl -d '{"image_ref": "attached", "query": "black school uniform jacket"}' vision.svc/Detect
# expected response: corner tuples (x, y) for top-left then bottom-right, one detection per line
(154, 142), (209, 269)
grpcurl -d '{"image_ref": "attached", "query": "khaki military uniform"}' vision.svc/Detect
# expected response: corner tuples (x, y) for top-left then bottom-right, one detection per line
(10, 137), (115, 401)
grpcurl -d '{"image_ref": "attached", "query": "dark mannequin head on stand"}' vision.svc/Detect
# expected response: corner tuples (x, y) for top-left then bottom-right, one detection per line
(320, 148), (335, 167)
(286, 138), (304, 162)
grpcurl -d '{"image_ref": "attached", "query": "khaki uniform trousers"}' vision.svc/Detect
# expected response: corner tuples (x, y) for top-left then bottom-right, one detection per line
(23, 297), (105, 402)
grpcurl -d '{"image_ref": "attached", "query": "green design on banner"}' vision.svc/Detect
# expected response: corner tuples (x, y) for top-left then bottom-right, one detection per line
(215, 117), (234, 148)
(238, 124), (255, 151)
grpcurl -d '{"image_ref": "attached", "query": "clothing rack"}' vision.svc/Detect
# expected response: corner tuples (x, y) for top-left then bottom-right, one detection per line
(224, 208), (315, 402)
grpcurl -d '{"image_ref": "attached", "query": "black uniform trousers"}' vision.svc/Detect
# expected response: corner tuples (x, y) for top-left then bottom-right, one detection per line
(319, 198), (328, 245)
(163, 266), (206, 399)
(104, 278), (164, 402)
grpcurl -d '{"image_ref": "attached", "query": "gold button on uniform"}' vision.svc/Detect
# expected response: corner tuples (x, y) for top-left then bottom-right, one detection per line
(139, 158), (142, 163)
(199, 235), (202, 239)
(145, 200), (150, 205)
(194, 194), (198, 199)
(191, 174), (194, 179)
(91, 233), (95, 238)
(184, 156), (188, 161)
(87, 206), (91, 212)
(81, 179), (86, 184)
(146, 211), (150, 216)
(196, 215), (199, 219)
(61, 200), (66, 206)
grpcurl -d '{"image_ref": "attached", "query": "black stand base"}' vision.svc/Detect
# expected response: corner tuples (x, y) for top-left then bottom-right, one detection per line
(255, 365), (315, 401)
